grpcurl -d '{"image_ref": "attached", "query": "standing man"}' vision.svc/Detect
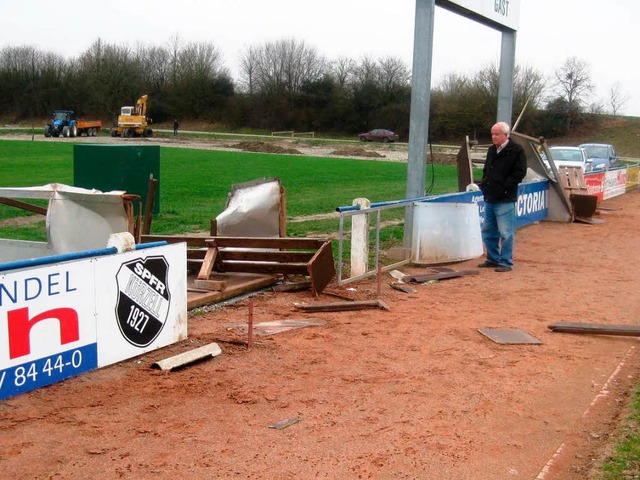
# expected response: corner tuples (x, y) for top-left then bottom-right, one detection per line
(477, 122), (527, 272)
(173, 119), (179, 137)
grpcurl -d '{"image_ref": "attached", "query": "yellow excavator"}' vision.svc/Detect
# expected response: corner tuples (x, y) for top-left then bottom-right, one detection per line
(110, 94), (153, 138)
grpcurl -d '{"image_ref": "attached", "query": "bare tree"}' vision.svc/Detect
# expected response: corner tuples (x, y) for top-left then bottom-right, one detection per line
(351, 56), (379, 86)
(238, 46), (259, 95)
(608, 81), (630, 116)
(553, 56), (593, 112)
(329, 57), (355, 90)
(137, 45), (171, 91)
(513, 64), (547, 110)
(178, 41), (226, 80)
(166, 34), (182, 86)
(242, 38), (327, 99)
(376, 56), (410, 94)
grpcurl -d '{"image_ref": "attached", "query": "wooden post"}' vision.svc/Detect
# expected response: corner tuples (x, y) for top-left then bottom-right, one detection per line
(248, 298), (254, 350)
(142, 174), (158, 235)
(279, 185), (287, 238)
(350, 198), (370, 277)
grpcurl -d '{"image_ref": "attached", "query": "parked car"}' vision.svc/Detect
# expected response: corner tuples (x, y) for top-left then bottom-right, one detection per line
(547, 146), (595, 172)
(578, 143), (619, 170)
(358, 129), (400, 143)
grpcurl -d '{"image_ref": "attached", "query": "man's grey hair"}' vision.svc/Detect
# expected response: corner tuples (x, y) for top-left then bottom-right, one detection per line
(495, 121), (510, 135)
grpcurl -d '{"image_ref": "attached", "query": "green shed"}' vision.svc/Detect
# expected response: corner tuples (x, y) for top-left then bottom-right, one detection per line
(73, 144), (160, 214)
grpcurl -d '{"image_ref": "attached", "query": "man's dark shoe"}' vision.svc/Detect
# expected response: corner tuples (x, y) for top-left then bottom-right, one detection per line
(477, 261), (498, 268)
(494, 266), (512, 272)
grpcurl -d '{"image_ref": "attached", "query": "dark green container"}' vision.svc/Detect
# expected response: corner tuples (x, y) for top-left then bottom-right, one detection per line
(73, 144), (160, 214)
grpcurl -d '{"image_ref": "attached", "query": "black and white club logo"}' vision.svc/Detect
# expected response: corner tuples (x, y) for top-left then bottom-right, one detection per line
(115, 256), (171, 347)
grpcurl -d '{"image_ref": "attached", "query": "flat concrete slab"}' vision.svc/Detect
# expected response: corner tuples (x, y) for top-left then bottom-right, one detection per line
(224, 319), (326, 336)
(478, 328), (542, 345)
(152, 342), (222, 371)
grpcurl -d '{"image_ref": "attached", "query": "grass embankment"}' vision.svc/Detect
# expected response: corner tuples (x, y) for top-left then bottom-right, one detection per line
(598, 384), (640, 479)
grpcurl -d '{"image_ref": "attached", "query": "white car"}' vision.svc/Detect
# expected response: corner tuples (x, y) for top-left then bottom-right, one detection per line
(548, 146), (595, 173)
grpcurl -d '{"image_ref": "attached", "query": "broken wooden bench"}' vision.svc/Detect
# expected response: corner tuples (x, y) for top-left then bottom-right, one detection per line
(141, 235), (336, 307)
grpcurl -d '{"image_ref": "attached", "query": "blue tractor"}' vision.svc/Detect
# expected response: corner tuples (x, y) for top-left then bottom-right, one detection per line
(44, 110), (78, 138)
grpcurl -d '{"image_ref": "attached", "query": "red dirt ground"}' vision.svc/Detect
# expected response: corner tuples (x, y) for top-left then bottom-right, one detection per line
(2, 191), (640, 480)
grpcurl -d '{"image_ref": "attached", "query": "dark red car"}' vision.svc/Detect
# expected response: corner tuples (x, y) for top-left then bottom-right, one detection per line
(357, 129), (400, 143)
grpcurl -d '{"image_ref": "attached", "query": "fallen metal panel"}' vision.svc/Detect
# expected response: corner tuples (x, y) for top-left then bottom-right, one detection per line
(216, 178), (282, 237)
(307, 241), (336, 296)
(478, 328), (542, 345)
(510, 132), (572, 223)
(0, 183), (130, 261)
(403, 269), (479, 283)
(390, 283), (417, 294)
(223, 319), (326, 336)
(268, 417), (302, 430)
(293, 299), (390, 312)
(152, 343), (222, 371)
(456, 136), (474, 191)
(548, 322), (640, 336)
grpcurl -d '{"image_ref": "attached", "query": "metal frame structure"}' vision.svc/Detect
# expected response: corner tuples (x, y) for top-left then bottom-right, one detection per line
(405, 0), (520, 242)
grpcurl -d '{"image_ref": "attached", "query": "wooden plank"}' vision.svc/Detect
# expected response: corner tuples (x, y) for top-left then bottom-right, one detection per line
(142, 176), (158, 235)
(141, 234), (211, 247)
(221, 261), (308, 275)
(279, 185), (287, 238)
(548, 322), (640, 336)
(293, 299), (390, 312)
(207, 236), (326, 250)
(152, 343), (222, 371)
(307, 241), (336, 296)
(193, 279), (227, 291)
(186, 249), (208, 259)
(219, 250), (316, 263)
(558, 166), (588, 195)
(0, 197), (47, 215)
(197, 247), (219, 280)
(187, 274), (280, 309)
(272, 281), (312, 292)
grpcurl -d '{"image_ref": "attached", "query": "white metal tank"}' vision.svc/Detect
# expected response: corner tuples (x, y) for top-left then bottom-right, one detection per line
(411, 202), (483, 264)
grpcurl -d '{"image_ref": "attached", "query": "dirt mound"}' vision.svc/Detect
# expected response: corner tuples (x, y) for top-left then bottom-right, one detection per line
(330, 146), (385, 158)
(427, 152), (458, 165)
(232, 141), (302, 155)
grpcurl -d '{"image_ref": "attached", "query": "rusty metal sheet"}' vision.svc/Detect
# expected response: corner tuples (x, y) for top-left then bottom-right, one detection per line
(548, 322), (640, 336)
(307, 241), (336, 295)
(478, 328), (542, 345)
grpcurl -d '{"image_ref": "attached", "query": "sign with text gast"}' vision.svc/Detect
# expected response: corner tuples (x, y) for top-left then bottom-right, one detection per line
(0, 243), (187, 400)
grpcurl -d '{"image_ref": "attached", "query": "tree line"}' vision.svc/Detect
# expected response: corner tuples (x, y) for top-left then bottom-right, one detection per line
(0, 37), (627, 141)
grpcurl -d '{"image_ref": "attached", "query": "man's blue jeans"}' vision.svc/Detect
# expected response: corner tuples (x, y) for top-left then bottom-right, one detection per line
(481, 201), (516, 267)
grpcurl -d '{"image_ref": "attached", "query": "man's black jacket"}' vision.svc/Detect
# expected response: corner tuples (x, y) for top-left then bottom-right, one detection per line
(480, 139), (527, 203)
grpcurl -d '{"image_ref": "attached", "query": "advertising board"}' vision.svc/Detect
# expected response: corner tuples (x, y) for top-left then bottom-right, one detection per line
(422, 180), (548, 229)
(437, 0), (520, 30)
(0, 243), (187, 400)
(603, 169), (628, 200)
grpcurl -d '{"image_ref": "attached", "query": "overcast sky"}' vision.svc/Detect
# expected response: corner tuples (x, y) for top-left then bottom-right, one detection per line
(2, 0), (639, 118)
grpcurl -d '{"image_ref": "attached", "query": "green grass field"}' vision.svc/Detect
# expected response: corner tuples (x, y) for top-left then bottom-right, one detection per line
(0, 140), (460, 238)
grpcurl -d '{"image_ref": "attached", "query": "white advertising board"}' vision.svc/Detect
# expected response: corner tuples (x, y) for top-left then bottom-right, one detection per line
(438, 0), (520, 30)
(603, 169), (628, 200)
(95, 244), (187, 366)
(0, 243), (187, 400)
